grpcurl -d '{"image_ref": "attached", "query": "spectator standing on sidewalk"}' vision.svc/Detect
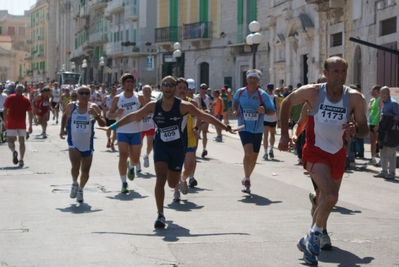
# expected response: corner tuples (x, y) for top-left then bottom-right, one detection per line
(373, 86), (399, 180)
(368, 85), (383, 165)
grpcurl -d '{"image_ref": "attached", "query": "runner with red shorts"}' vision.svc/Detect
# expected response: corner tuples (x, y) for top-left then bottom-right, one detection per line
(33, 86), (52, 138)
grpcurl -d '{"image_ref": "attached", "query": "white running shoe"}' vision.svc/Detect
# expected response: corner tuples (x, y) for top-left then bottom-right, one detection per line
(143, 155), (150, 168)
(136, 161), (142, 173)
(77, 190), (84, 203)
(70, 183), (78, 198)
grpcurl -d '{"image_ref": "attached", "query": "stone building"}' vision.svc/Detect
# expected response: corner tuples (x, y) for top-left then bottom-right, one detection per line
(0, 10), (31, 82)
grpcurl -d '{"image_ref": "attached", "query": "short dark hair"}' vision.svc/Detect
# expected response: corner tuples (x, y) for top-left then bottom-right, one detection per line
(120, 73), (135, 85)
(176, 77), (188, 88)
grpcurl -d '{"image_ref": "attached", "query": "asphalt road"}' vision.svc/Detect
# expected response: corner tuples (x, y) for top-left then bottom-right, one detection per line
(0, 117), (398, 267)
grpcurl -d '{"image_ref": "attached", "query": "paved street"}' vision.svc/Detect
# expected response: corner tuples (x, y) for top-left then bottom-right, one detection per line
(1, 118), (398, 267)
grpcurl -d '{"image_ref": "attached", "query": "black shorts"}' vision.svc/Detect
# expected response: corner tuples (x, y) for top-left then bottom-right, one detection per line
(238, 131), (263, 153)
(263, 121), (277, 127)
(153, 142), (186, 172)
(106, 118), (116, 127)
(51, 102), (58, 110)
(369, 125), (377, 132)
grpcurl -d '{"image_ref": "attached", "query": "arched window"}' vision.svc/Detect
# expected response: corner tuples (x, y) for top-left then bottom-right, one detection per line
(199, 62), (209, 85)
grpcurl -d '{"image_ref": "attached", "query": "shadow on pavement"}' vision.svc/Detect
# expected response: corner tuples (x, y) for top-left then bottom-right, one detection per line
(332, 206), (362, 215)
(166, 199), (204, 212)
(136, 172), (156, 179)
(106, 191), (148, 201)
(239, 194), (283, 206)
(318, 246), (374, 266)
(56, 203), (103, 214)
(93, 221), (249, 242)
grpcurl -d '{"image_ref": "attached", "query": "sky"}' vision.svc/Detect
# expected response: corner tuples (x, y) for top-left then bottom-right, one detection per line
(0, 0), (37, 16)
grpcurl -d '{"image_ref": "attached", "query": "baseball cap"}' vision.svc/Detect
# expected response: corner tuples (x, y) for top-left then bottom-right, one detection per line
(266, 83), (274, 90)
(221, 87), (226, 92)
(227, 88), (232, 92)
(8, 81), (15, 86)
(200, 83), (207, 88)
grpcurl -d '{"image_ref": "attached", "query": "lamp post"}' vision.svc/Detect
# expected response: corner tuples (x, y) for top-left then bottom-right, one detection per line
(82, 59), (87, 85)
(62, 64), (66, 72)
(71, 62), (75, 72)
(99, 56), (105, 83)
(173, 42), (182, 77)
(246, 21), (262, 69)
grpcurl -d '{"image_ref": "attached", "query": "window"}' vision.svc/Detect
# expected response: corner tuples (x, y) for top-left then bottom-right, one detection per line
(0, 26), (2, 35)
(237, 0), (257, 43)
(381, 17), (397, 36)
(331, 32), (342, 47)
(7, 26), (15, 35)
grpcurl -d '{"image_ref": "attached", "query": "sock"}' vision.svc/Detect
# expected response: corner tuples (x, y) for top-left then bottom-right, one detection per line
(312, 224), (323, 233)
(120, 175), (127, 183)
(264, 148), (268, 154)
(270, 146), (274, 151)
(73, 181), (78, 185)
(128, 162), (134, 169)
(78, 186), (83, 192)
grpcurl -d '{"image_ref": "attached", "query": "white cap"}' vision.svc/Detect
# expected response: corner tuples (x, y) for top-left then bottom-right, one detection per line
(186, 78), (195, 90)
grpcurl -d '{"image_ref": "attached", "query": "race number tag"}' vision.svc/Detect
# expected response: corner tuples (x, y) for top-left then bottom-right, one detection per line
(317, 104), (346, 126)
(143, 115), (152, 124)
(160, 125), (180, 142)
(243, 110), (258, 121)
(43, 101), (49, 106)
(73, 115), (90, 133)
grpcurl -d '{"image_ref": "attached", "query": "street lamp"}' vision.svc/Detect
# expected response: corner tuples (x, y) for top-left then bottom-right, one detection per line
(246, 21), (262, 69)
(71, 62), (75, 72)
(82, 59), (87, 85)
(62, 64), (66, 72)
(99, 56), (105, 83)
(173, 42), (182, 77)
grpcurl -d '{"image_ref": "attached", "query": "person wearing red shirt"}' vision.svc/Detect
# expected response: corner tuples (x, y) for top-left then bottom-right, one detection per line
(3, 84), (33, 166)
(33, 86), (52, 138)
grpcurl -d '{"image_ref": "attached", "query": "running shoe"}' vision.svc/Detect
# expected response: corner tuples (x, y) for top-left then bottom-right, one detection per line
(263, 153), (268, 160)
(309, 191), (317, 217)
(154, 212), (166, 228)
(188, 176), (197, 187)
(213, 136), (222, 142)
(56, 119), (58, 124)
(320, 230), (332, 250)
(106, 140), (111, 148)
(368, 158), (376, 165)
(111, 143), (115, 151)
(42, 133), (47, 139)
(77, 190), (84, 203)
(70, 183), (78, 198)
(52, 115), (55, 121)
(201, 150), (208, 158)
(26, 132), (29, 140)
(269, 150), (274, 159)
(373, 172), (387, 178)
(385, 173), (396, 179)
(121, 182), (129, 193)
(136, 161), (142, 173)
(241, 178), (251, 194)
(173, 190), (180, 202)
(143, 155), (150, 168)
(181, 179), (188, 195)
(297, 236), (318, 265)
(18, 160), (24, 167)
(306, 230), (321, 256)
(127, 160), (135, 181)
(12, 151), (18, 165)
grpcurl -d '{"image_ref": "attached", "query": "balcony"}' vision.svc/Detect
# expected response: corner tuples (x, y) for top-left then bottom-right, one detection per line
(183, 22), (212, 47)
(154, 26), (181, 49)
(37, 35), (44, 41)
(80, 5), (89, 18)
(124, 0), (138, 21)
(91, 0), (108, 10)
(37, 53), (44, 58)
(106, 42), (124, 56)
(71, 45), (87, 61)
(105, 0), (124, 15)
(89, 31), (108, 44)
(26, 40), (32, 44)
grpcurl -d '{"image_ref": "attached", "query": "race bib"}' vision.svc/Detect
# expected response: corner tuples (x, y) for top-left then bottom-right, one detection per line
(143, 115), (152, 124)
(160, 125), (180, 142)
(43, 101), (49, 106)
(317, 104), (346, 126)
(243, 110), (258, 121)
(72, 120), (90, 133)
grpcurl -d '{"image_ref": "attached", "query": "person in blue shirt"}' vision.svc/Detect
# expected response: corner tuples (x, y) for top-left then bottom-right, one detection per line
(232, 69), (276, 194)
(374, 86), (399, 179)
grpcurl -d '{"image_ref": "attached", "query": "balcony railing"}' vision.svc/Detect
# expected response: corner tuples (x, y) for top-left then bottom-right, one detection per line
(71, 45), (84, 59)
(106, 42), (123, 55)
(105, 0), (124, 14)
(183, 22), (212, 40)
(154, 26), (181, 43)
(80, 5), (89, 18)
(91, 0), (108, 10)
(124, 0), (138, 20)
(89, 32), (108, 44)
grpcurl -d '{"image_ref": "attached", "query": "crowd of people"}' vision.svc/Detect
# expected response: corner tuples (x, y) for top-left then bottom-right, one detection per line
(1, 55), (398, 265)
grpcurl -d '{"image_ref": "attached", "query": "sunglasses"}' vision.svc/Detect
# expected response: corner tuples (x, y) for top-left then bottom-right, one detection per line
(200, 87), (207, 89)
(78, 91), (90, 95)
(162, 82), (176, 88)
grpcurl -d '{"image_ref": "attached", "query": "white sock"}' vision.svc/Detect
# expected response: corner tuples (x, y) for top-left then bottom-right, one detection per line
(128, 162), (134, 169)
(120, 175), (127, 183)
(78, 186), (83, 192)
(270, 146), (274, 151)
(73, 181), (78, 185)
(311, 224), (323, 233)
(264, 148), (268, 154)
